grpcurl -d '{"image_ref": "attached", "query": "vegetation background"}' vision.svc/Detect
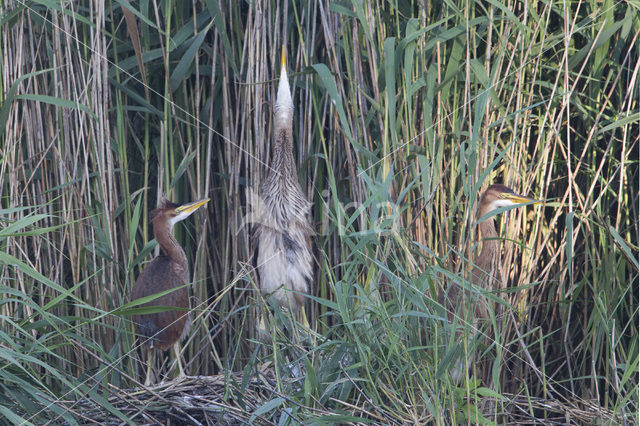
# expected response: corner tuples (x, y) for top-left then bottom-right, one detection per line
(0, 0), (637, 423)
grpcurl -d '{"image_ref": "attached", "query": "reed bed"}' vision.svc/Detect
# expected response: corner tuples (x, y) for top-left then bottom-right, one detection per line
(0, 0), (637, 423)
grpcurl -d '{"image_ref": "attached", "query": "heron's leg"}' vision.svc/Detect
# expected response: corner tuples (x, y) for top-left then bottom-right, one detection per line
(172, 342), (186, 379)
(298, 305), (310, 329)
(144, 348), (155, 386)
(258, 310), (267, 334)
(256, 305), (272, 342)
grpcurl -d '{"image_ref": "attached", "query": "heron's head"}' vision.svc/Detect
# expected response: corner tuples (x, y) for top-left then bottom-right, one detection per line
(275, 46), (293, 119)
(480, 184), (539, 215)
(151, 198), (210, 229)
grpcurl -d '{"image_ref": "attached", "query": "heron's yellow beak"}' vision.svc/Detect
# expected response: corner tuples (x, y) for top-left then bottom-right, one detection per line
(176, 198), (210, 214)
(504, 193), (541, 205)
(281, 45), (286, 74)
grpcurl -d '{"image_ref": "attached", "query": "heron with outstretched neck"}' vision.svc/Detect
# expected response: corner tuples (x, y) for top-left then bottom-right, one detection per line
(131, 197), (209, 385)
(254, 47), (313, 317)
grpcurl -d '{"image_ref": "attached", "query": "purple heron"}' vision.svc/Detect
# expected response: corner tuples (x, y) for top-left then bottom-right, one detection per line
(471, 184), (539, 294)
(441, 184), (539, 379)
(254, 48), (313, 312)
(131, 197), (209, 385)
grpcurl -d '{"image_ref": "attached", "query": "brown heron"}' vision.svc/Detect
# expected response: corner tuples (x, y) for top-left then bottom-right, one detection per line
(254, 48), (313, 313)
(441, 184), (539, 380)
(472, 184), (539, 295)
(131, 197), (209, 385)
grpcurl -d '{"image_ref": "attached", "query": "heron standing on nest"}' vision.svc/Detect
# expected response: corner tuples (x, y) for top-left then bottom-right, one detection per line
(254, 48), (313, 314)
(441, 184), (539, 379)
(131, 197), (209, 385)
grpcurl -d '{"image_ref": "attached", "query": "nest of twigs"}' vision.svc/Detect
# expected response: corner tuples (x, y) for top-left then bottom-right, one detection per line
(66, 364), (627, 425)
(69, 364), (280, 425)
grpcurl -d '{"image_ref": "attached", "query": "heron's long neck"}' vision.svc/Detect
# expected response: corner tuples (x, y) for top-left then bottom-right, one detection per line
(478, 219), (499, 255)
(271, 109), (296, 177)
(155, 223), (187, 269)
(476, 205), (501, 280)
